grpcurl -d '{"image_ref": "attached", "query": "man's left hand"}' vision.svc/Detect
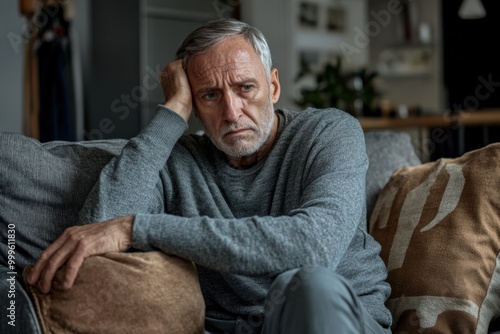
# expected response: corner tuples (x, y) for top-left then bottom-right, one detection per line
(26, 215), (134, 293)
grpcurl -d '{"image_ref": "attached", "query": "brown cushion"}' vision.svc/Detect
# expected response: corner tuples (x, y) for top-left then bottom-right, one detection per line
(23, 251), (205, 334)
(369, 143), (500, 333)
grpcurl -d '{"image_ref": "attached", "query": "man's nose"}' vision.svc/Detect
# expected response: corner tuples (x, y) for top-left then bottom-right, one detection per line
(222, 92), (243, 123)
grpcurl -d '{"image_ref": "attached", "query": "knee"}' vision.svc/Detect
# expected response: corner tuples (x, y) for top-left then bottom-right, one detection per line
(269, 266), (357, 308)
(294, 266), (349, 295)
(263, 266), (365, 333)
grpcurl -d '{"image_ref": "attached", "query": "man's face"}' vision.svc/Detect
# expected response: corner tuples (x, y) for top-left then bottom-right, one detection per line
(186, 35), (280, 158)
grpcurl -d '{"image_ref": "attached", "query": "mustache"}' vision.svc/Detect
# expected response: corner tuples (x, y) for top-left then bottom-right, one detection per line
(221, 122), (257, 136)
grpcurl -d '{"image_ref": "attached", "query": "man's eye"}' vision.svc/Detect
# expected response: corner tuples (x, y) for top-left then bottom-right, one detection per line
(242, 85), (253, 91)
(203, 92), (217, 100)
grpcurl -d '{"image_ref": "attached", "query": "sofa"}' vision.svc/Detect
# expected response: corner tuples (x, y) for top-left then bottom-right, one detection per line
(1, 130), (499, 333)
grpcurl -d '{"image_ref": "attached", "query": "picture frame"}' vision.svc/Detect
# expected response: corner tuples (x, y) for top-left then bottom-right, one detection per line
(326, 6), (346, 32)
(299, 2), (319, 28)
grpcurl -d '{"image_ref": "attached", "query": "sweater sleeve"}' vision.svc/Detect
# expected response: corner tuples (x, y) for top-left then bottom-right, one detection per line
(132, 111), (369, 277)
(78, 105), (188, 224)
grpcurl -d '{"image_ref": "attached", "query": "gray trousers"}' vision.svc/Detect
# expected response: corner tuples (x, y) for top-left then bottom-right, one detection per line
(205, 266), (388, 334)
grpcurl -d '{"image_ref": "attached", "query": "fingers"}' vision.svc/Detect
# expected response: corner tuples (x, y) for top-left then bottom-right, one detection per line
(27, 232), (69, 287)
(160, 60), (187, 96)
(161, 59), (193, 122)
(26, 216), (134, 293)
(40, 239), (88, 293)
(59, 250), (86, 290)
(28, 227), (87, 293)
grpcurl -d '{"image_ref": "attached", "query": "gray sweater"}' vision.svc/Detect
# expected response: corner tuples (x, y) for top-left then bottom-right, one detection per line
(79, 105), (392, 329)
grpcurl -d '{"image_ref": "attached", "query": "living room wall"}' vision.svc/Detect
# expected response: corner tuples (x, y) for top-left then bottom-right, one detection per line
(0, 1), (24, 134)
(5, 0), (495, 153)
(0, 0), (368, 139)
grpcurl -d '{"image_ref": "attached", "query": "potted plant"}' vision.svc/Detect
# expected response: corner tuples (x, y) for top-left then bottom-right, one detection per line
(295, 56), (381, 117)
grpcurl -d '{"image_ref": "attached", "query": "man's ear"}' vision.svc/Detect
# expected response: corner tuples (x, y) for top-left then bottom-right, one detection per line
(270, 68), (281, 104)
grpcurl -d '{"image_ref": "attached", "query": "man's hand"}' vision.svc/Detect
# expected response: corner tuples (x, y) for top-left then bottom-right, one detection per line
(160, 59), (193, 122)
(26, 215), (134, 294)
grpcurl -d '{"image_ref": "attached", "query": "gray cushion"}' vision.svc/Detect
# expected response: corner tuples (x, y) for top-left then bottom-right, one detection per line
(0, 132), (126, 270)
(364, 131), (421, 220)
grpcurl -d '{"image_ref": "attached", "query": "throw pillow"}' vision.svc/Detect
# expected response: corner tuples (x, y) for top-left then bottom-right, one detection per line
(23, 251), (205, 334)
(369, 143), (500, 333)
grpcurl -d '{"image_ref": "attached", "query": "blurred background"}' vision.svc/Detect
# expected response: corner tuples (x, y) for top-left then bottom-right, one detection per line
(1, 0), (499, 161)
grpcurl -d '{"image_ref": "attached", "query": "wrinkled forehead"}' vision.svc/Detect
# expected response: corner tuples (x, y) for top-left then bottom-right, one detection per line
(186, 36), (266, 81)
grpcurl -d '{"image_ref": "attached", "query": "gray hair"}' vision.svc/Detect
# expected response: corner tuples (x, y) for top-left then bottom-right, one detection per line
(176, 18), (273, 80)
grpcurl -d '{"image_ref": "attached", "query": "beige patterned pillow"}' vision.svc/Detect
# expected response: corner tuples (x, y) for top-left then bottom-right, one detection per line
(369, 143), (500, 333)
(23, 251), (205, 334)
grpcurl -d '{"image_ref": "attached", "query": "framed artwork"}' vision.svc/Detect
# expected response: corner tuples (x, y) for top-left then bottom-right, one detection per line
(299, 2), (319, 28)
(326, 7), (346, 32)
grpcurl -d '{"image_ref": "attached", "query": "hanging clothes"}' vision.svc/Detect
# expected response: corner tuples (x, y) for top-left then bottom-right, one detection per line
(22, 33), (40, 139)
(20, 0), (79, 141)
(35, 3), (75, 142)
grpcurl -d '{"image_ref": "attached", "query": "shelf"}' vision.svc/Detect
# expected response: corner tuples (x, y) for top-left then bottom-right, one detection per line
(376, 45), (433, 78)
(358, 110), (500, 131)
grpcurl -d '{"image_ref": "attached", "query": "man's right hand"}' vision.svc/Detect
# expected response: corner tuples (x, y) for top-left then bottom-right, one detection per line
(160, 59), (193, 122)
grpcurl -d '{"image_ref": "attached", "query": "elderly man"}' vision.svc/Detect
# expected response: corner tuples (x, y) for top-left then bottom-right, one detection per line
(28, 18), (392, 333)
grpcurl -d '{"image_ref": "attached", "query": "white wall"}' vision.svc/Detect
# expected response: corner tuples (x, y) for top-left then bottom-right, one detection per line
(242, 0), (369, 111)
(242, 0), (294, 110)
(368, 0), (443, 114)
(0, 2), (24, 133)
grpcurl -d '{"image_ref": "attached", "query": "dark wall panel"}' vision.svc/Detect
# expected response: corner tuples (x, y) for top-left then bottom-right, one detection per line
(86, 0), (140, 140)
(433, 0), (500, 159)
